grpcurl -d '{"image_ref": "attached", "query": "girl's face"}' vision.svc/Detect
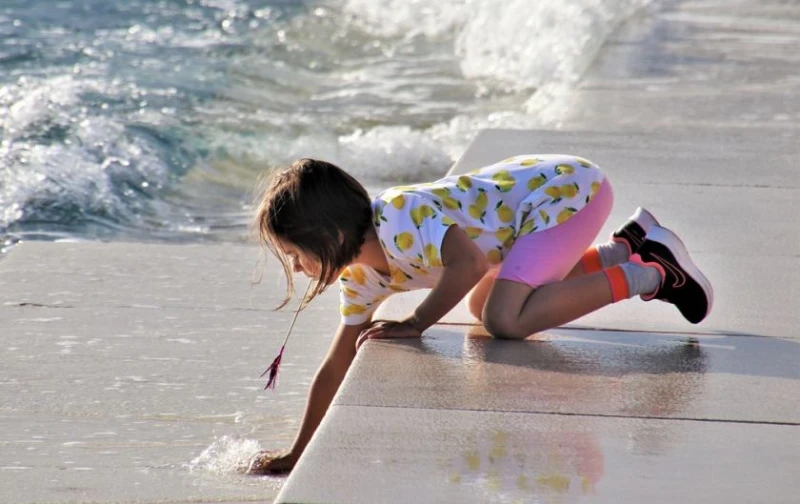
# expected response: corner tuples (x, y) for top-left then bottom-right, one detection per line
(279, 240), (321, 279)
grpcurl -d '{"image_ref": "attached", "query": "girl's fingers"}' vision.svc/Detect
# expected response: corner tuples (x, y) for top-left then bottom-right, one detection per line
(356, 321), (419, 351)
(355, 326), (391, 351)
(355, 333), (369, 351)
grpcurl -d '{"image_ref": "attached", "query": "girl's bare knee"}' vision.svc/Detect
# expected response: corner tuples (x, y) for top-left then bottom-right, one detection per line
(482, 307), (526, 340)
(467, 293), (484, 321)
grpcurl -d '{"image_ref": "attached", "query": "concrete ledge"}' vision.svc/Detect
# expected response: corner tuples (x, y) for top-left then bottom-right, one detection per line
(278, 326), (800, 503)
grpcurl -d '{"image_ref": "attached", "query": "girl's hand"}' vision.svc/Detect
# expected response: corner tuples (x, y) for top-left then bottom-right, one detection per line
(246, 450), (298, 475)
(355, 319), (422, 351)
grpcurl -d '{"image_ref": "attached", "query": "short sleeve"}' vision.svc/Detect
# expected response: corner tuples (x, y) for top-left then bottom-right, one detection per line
(338, 265), (391, 325)
(378, 192), (454, 268)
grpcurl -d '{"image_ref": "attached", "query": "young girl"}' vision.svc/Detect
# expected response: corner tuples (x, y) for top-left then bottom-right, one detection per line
(247, 155), (713, 474)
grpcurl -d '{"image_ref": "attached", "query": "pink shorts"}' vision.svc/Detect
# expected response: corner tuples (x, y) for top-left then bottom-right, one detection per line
(495, 178), (614, 287)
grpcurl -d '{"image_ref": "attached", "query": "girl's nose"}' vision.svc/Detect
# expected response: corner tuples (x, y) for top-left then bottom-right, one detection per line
(291, 259), (303, 273)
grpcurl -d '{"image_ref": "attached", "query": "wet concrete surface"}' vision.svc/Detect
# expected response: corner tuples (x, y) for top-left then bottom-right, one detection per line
(337, 327), (800, 424)
(281, 405), (799, 504)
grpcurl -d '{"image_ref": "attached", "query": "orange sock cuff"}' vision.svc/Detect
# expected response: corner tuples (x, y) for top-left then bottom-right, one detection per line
(580, 247), (603, 274)
(604, 265), (630, 303)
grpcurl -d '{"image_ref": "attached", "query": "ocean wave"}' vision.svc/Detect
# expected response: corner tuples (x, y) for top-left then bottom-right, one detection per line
(0, 75), (191, 237)
(1, 0), (652, 245)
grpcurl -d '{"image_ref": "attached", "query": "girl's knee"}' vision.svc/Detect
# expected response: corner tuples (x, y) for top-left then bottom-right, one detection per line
(482, 305), (526, 340)
(483, 292), (553, 339)
(466, 292), (484, 321)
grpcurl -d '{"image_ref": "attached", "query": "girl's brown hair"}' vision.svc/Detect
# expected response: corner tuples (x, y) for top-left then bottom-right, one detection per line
(254, 158), (372, 309)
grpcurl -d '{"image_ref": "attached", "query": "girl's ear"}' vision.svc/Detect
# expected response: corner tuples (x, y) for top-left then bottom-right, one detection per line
(338, 230), (345, 245)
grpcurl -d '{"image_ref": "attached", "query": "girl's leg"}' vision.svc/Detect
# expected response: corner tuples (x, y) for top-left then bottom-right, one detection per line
(484, 227), (712, 338)
(483, 178), (623, 339)
(483, 273), (616, 339)
(566, 207), (661, 279)
(465, 267), (498, 321)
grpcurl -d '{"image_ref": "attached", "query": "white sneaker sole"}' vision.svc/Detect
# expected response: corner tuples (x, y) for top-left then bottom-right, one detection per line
(645, 225), (714, 321)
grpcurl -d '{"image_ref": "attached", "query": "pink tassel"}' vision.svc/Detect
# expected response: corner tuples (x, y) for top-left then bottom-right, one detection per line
(261, 345), (285, 390)
(260, 281), (310, 391)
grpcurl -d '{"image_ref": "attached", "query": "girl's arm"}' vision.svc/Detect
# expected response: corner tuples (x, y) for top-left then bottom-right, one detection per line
(357, 225), (489, 345)
(410, 225), (489, 331)
(249, 319), (371, 474)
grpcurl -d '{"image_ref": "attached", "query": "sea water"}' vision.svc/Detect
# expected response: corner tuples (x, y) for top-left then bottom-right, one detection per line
(0, 0), (651, 249)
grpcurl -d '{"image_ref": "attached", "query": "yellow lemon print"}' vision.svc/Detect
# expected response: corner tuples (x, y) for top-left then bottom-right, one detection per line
(468, 205), (484, 221)
(520, 158), (541, 166)
(350, 266), (367, 285)
(390, 195), (405, 210)
(390, 266), (412, 284)
(487, 248), (503, 265)
(442, 215), (456, 226)
(410, 208), (422, 227)
(495, 227), (515, 247)
(591, 181), (601, 196)
(544, 186), (562, 199)
(475, 189), (488, 209)
(519, 219), (537, 236)
(560, 182), (579, 198)
(575, 157), (593, 168)
(456, 175), (473, 192)
(394, 232), (414, 252)
(528, 173), (547, 191)
(538, 209), (550, 225)
(443, 197), (461, 210)
(424, 244), (443, 267)
(432, 188), (462, 210)
(495, 202), (514, 223)
(554, 163), (575, 175)
(556, 207), (577, 224)
(502, 156), (518, 163)
(341, 286), (359, 298)
(410, 204), (436, 228)
(491, 170), (516, 193)
(341, 304), (368, 316)
(468, 188), (489, 222)
(464, 227), (482, 239)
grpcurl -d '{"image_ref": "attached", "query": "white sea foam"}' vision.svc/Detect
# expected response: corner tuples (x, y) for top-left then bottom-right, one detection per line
(337, 0), (651, 166)
(0, 75), (176, 232)
(344, 0), (650, 95)
(187, 435), (262, 475)
(0, 0), (653, 242)
(205, 0), (651, 184)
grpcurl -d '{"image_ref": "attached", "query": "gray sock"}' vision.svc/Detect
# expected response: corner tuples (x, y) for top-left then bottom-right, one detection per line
(620, 262), (661, 297)
(595, 241), (629, 269)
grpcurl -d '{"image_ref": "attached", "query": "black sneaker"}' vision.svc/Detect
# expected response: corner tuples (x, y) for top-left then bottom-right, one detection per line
(612, 207), (660, 254)
(635, 225), (714, 324)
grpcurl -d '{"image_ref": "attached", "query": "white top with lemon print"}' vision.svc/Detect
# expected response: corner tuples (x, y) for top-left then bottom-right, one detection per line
(338, 154), (606, 325)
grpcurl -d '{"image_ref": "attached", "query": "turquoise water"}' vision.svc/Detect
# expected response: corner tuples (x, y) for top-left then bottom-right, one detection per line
(0, 0), (652, 249)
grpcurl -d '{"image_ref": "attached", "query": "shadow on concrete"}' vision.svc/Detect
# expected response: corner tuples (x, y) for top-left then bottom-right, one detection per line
(411, 324), (800, 382)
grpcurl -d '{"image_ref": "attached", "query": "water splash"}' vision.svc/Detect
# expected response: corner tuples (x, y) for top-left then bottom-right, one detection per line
(187, 435), (263, 475)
